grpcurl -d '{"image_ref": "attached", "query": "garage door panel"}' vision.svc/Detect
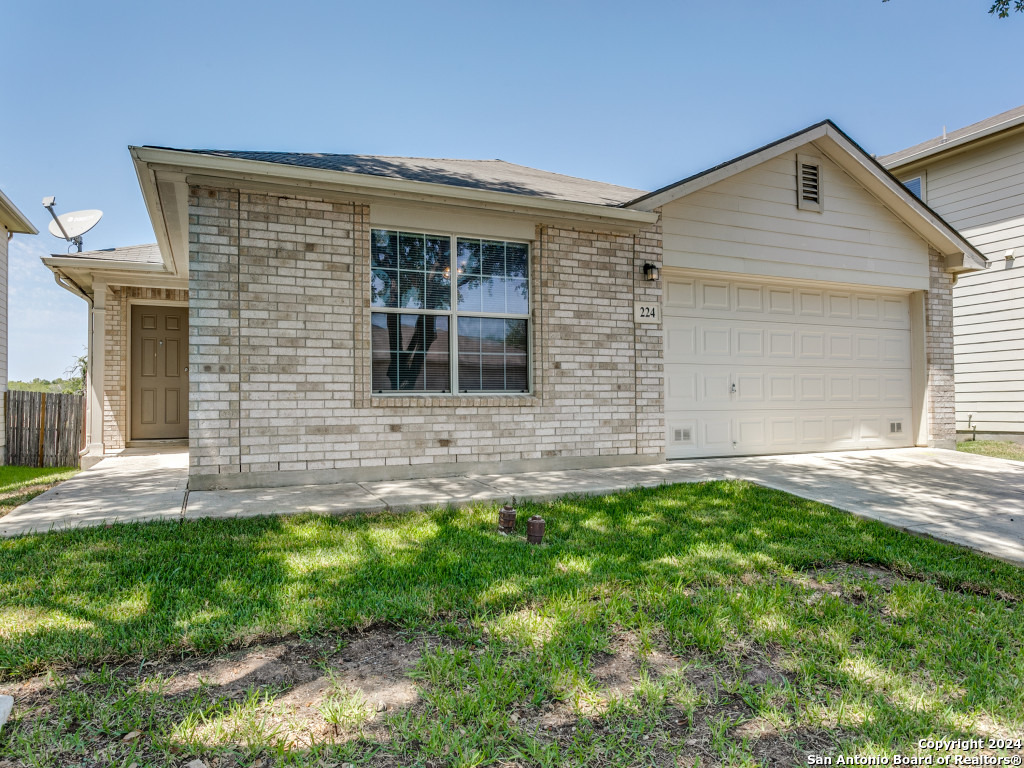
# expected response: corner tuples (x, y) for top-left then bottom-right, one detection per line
(702, 327), (731, 356)
(669, 364), (911, 410)
(768, 374), (796, 401)
(664, 277), (911, 331)
(735, 285), (764, 312)
(735, 328), (763, 356)
(666, 409), (914, 457)
(736, 373), (763, 401)
(767, 330), (795, 358)
(664, 274), (914, 459)
(670, 319), (909, 368)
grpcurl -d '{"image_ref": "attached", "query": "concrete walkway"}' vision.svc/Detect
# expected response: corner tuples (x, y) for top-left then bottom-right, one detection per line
(0, 448), (189, 537)
(3, 447), (1023, 564)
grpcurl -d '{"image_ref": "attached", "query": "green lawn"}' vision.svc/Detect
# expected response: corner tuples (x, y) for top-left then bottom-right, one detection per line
(958, 439), (1024, 462)
(1, 482), (1022, 767)
(0, 465), (78, 518)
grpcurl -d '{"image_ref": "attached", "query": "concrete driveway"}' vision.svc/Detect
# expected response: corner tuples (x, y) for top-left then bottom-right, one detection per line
(2, 447), (1022, 565)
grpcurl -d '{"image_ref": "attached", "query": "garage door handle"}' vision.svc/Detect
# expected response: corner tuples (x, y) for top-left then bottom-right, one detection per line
(730, 383), (737, 394)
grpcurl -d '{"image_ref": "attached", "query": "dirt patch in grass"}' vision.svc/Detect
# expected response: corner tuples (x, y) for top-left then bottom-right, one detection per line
(0, 623), (844, 767)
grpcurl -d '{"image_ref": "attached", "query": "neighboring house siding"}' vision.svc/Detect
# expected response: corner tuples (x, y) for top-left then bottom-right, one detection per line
(0, 225), (7, 463)
(952, 261), (1024, 434)
(661, 150), (931, 290)
(188, 186), (663, 489)
(901, 133), (1024, 435)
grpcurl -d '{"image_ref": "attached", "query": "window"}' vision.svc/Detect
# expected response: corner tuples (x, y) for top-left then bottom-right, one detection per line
(796, 154), (823, 212)
(370, 229), (530, 394)
(901, 175), (925, 201)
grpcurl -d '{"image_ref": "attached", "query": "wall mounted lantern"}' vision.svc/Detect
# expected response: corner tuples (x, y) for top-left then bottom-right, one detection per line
(643, 263), (660, 281)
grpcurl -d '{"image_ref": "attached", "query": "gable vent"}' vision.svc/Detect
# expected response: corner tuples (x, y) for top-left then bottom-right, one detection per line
(796, 155), (823, 212)
(800, 164), (819, 203)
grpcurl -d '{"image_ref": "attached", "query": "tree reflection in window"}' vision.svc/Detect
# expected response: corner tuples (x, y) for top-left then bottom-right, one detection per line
(371, 229), (528, 393)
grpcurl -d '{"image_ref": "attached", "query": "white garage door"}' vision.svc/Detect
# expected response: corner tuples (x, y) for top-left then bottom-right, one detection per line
(664, 274), (915, 459)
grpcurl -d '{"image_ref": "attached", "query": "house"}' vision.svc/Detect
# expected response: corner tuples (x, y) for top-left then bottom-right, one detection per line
(0, 189), (38, 463)
(42, 120), (985, 490)
(881, 105), (1024, 441)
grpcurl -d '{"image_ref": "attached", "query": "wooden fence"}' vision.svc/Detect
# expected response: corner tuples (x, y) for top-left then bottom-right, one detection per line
(4, 390), (84, 468)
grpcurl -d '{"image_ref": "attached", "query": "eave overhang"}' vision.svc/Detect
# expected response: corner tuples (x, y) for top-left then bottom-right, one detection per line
(41, 254), (187, 297)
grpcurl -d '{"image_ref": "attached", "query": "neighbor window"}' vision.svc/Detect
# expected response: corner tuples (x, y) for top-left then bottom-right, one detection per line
(901, 175), (925, 201)
(370, 229), (530, 394)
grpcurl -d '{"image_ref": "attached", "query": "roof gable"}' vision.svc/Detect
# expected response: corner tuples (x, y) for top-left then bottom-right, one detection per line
(626, 121), (986, 272)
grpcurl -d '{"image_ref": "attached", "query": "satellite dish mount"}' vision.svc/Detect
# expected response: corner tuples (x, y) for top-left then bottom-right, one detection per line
(42, 197), (102, 253)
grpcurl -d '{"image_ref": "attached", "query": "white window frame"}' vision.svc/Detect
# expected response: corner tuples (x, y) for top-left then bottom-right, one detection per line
(370, 229), (532, 396)
(796, 153), (823, 213)
(900, 172), (926, 202)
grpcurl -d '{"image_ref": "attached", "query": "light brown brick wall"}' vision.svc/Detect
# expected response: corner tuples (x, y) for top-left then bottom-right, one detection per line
(188, 186), (664, 484)
(926, 252), (956, 449)
(103, 286), (189, 450)
(634, 221), (664, 455)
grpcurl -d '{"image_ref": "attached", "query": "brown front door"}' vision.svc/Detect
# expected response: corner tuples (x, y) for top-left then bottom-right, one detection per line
(131, 305), (189, 440)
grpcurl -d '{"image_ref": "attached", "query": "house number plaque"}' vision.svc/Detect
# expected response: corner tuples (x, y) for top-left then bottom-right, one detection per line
(634, 302), (659, 324)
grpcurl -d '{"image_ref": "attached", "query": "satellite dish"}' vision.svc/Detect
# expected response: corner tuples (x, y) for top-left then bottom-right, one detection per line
(47, 209), (103, 240)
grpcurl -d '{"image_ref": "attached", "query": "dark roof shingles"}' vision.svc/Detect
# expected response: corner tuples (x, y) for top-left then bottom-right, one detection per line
(150, 149), (644, 207)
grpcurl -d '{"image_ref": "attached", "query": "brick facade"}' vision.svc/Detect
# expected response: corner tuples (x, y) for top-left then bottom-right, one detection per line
(188, 186), (665, 488)
(102, 285), (189, 450)
(84, 185), (961, 476)
(926, 252), (957, 449)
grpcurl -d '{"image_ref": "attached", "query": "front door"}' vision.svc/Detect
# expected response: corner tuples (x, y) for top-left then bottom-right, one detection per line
(131, 305), (189, 440)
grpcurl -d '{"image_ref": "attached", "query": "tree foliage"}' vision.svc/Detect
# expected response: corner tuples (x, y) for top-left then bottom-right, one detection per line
(990, 0), (1024, 16)
(883, 0), (1023, 16)
(9, 351), (87, 395)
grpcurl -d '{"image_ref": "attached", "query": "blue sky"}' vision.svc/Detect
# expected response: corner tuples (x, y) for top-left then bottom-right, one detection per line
(1, 0), (1020, 379)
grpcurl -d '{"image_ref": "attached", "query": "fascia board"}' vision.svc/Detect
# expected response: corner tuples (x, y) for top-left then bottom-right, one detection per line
(130, 150), (180, 275)
(819, 126), (986, 271)
(41, 255), (170, 272)
(626, 124), (831, 211)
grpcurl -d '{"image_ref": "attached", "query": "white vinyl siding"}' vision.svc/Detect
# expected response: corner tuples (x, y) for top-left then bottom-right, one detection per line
(952, 261), (1024, 433)
(660, 150), (932, 290)
(664, 273), (914, 458)
(907, 132), (1024, 433)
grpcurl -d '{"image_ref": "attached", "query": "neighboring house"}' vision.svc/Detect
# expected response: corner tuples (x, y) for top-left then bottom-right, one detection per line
(42, 120), (985, 490)
(0, 189), (38, 464)
(882, 105), (1024, 441)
